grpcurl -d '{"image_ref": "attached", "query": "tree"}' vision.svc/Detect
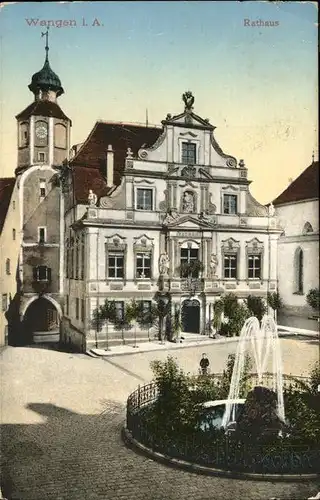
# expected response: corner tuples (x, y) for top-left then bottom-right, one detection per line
(154, 292), (171, 342)
(246, 295), (267, 322)
(171, 305), (182, 342)
(222, 293), (238, 319)
(267, 291), (283, 320)
(306, 288), (320, 313)
(219, 294), (250, 337)
(212, 299), (224, 332)
(136, 302), (159, 342)
(113, 304), (134, 345)
(91, 299), (116, 350)
(126, 300), (141, 348)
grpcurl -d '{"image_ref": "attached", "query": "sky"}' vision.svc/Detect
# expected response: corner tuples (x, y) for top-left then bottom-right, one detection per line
(0, 1), (318, 204)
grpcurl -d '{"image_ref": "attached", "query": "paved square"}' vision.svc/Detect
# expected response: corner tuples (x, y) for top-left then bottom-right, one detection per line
(1, 338), (319, 499)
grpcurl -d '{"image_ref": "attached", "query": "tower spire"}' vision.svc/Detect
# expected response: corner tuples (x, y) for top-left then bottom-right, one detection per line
(41, 27), (49, 63)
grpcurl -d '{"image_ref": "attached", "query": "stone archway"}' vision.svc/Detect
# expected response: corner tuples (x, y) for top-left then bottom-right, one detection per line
(22, 297), (60, 344)
(181, 299), (200, 333)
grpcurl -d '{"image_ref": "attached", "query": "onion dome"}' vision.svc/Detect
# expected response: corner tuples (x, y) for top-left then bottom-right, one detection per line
(28, 29), (64, 97)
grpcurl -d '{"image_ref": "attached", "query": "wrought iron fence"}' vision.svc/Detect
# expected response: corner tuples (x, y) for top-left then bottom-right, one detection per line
(126, 373), (310, 415)
(126, 373), (319, 474)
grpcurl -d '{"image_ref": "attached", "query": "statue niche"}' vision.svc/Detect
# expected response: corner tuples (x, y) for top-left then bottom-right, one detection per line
(181, 190), (196, 214)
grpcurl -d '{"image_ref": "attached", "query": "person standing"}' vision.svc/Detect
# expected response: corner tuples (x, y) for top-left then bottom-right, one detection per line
(199, 353), (210, 375)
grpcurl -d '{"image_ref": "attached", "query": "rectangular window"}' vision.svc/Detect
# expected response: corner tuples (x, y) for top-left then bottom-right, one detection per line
(138, 300), (152, 318)
(38, 227), (46, 244)
(248, 255), (261, 279)
(180, 248), (199, 278)
(223, 194), (238, 214)
(108, 252), (124, 279)
(2, 294), (8, 312)
(38, 152), (46, 163)
(114, 301), (124, 321)
(81, 299), (85, 322)
(33, 266), (52, 282)
(224, 254), (237, 279)
(136, 188), (153, 211)
(181, 142), (196, 165)
(12, 229), (16, 240)
(66, 295), (69, 315)
(39, 179), (46, 198)
(136, 252), (151, 278)
(76, 298), (79, 320)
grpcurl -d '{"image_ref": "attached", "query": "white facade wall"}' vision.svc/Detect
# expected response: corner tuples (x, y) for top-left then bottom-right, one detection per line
(276, 199), (319, 314)
(64, 105), (282, 349)
(0, 183), (20, 346)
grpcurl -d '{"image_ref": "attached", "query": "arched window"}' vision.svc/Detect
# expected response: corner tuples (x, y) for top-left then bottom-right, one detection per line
(19, 122), (29, 148)
(54, 123), (67, 149)
(6, 258), (10, 275)
(302, 222), (313, 234)
(295, 248), (304, 294)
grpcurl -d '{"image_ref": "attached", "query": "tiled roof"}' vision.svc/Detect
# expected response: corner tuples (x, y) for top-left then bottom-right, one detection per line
(16, 100), (71, 123)
(0, 178), (15, 234)
(69, 121), (162, 200)
(71, 166), (109, 205)
(273, 161), (319, 206)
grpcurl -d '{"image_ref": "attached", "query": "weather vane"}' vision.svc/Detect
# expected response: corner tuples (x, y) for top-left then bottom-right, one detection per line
(41, 26), (49, 62)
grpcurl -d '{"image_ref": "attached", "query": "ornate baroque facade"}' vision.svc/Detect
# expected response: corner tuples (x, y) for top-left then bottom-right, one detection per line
(61, 92), (282, 351)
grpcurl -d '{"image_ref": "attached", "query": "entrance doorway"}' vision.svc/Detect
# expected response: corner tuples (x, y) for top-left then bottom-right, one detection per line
(181, 299), (200, 333)
(23, 297), (59, 344)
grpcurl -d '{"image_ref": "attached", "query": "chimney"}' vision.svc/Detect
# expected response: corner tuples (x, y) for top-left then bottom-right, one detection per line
(106, 144), (114, 187)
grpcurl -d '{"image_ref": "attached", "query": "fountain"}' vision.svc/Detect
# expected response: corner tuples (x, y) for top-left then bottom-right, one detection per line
(221, 315), (285, 433)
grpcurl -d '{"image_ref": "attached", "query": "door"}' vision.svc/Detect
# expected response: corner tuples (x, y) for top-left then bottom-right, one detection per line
(182, 299), (200, 333)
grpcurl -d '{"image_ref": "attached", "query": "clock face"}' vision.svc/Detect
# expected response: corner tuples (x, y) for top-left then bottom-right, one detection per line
(36, 125), (48, 139)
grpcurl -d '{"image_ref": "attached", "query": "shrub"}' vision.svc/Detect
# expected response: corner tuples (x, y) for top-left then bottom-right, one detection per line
(227, 303), (250, 336)
(267, 291), (283, 315)
(149, 356), (199, 433)
(246, 295), (267, 322)
(222, 293), (238, 319)
(306, 288), (320, 312)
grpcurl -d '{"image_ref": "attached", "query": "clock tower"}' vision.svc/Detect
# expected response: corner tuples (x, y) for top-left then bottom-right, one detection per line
(16, 30), (71, 172)
(13, 31), (71, 346)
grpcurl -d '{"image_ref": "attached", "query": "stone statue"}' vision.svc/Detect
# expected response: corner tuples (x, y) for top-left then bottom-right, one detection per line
(182, 191), (194, 213)
(126, 147), (133, 158)
(159, 253), (170, 275)
(88, 189), (97, 206)
(182, 91), (195, 111)
(163, 210), (180, 225)
(210, 254), (218, 275)
(235, 386), (286, 443)
(268, 202), (275, 217)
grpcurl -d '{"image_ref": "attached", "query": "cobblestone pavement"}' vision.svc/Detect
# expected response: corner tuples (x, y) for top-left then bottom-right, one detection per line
(1, 342), (319, 500)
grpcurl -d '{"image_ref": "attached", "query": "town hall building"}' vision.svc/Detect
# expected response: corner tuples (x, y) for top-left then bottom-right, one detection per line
(61, 93), (282, 351)
(1, 36), (284, 350)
